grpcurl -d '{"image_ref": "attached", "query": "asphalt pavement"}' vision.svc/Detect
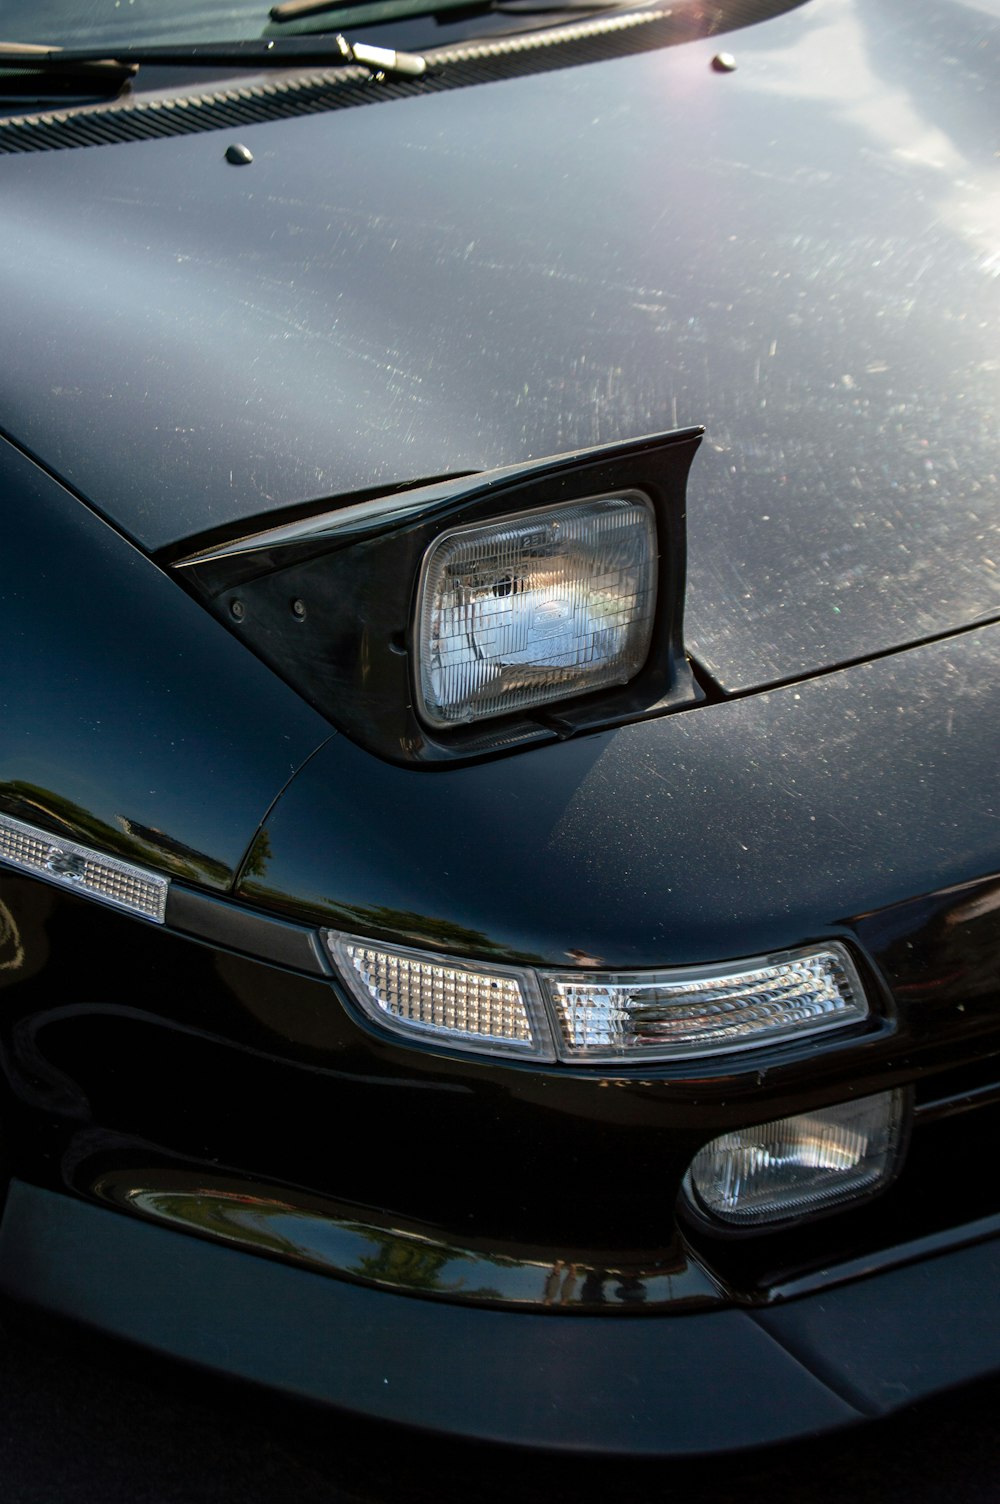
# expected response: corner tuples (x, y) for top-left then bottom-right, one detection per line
(0, 1303), (997, 1503)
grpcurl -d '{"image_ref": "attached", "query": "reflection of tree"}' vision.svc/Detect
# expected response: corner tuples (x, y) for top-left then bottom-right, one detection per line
(241, 829), (272, 880)
(328, 903), (545, 965)
(2, 781), (229, 886)
(350, 1229), (462, 1292)
(120, 1187), (665, 1308)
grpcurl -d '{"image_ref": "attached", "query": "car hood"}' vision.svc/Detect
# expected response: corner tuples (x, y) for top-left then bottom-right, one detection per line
(1, 0), (998, 692)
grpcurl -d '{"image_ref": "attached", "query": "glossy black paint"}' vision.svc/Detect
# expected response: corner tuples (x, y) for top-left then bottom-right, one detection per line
(89, 1170), (724, 1312)
(241, 621), (1000, 970)
(0, 436), (331, 886)
(0, 0), (999, 1454)
(1, 0), (998, 695)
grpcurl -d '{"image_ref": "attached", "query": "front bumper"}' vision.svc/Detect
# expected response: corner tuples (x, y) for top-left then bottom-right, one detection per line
(3, 620), (1000, 1453)
(2, 1177), (999, 1455)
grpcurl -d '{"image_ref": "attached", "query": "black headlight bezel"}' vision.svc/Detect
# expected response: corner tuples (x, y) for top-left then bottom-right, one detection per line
(172, 426), (703, 766)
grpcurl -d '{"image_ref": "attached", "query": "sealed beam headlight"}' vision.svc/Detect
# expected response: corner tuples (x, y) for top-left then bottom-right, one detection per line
(684, 1089), (908, 1227)
(542, 944), (868, 1063)
(324, 931), (554, 1060)
(414, 494), (657, 727)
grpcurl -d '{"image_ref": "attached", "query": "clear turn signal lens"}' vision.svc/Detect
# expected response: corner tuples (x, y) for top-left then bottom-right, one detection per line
(325, 936), (870, 1066)
(542, 944), (867, 1063)
(324, 932), (553, 1060)
(414, 493), (657, 727)
(685, 1089), (908, 1226)
(0, 812), (168, 922)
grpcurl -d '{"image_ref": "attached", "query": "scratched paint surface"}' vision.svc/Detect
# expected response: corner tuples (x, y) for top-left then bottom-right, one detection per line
(0, 0), (997, 689)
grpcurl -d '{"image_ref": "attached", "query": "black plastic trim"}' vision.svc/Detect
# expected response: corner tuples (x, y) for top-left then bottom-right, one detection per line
(165, 884), (330, 976)
(0, 1), (810, 155)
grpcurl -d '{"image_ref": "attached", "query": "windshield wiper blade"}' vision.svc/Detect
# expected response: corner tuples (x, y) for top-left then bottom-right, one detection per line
(0, 36), (425, 79)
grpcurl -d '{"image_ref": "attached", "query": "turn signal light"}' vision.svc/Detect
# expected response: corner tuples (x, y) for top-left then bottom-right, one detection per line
(324, 933), (870, 1065)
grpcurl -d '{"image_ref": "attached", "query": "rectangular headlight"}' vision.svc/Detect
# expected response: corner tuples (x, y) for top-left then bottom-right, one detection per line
(414, 494), (657, 727)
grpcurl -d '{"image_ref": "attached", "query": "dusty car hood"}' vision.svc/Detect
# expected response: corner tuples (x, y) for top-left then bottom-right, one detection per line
(1, 0), (998, 691)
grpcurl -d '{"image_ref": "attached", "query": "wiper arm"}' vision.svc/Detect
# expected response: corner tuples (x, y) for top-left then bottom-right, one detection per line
(0, 35), (425, 80)
(272, 0), (636, 18)
(0, 40), (138, 95)
(272, 0), (362, 17)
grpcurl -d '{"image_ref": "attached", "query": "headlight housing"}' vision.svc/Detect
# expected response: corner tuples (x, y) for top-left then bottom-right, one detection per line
(173, 427), (702, 765)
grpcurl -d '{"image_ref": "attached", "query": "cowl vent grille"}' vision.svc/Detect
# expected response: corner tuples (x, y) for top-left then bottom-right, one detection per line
(0, 0), (803, 155)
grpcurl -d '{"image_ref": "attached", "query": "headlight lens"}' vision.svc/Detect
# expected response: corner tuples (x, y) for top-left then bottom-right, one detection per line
(414, 494), (657, 727)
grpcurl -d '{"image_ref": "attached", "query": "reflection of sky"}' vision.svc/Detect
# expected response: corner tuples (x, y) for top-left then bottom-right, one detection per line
(737, 0), (1000, 275)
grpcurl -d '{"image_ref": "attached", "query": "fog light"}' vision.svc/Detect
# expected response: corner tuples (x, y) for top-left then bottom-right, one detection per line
(414, 494), (657, 727)
(685, 1090), (908, 1227)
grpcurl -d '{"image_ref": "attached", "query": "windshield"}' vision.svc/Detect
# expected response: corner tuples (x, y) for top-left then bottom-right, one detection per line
(1, 3), (274, 49)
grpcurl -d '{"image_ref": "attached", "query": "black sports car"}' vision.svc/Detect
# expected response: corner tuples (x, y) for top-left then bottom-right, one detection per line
(1, 0), (999, 1456)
